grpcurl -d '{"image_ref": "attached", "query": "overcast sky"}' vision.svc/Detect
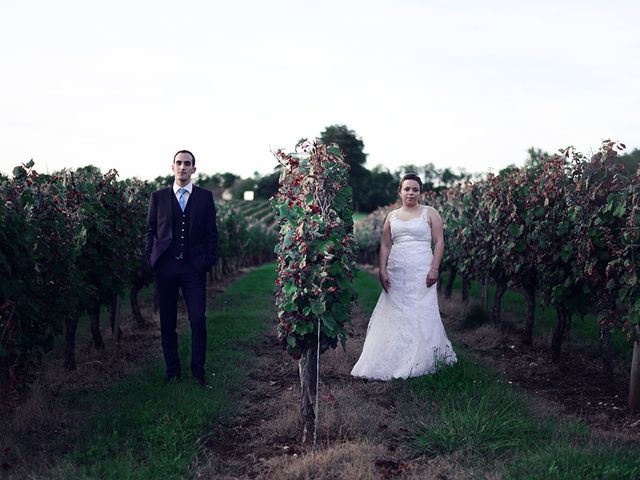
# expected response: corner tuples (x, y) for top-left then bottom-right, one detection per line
(1, 0), (638, 181)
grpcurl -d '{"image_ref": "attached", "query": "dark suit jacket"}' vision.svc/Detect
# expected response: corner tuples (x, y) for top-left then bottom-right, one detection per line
(145, 185), (218, 273)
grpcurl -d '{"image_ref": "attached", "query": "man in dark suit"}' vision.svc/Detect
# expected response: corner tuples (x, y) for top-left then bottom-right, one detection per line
(146, 150), (218, 386)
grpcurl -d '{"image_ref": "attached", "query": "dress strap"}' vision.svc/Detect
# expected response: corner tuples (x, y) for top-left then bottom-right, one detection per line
(421, 205), (431, 225)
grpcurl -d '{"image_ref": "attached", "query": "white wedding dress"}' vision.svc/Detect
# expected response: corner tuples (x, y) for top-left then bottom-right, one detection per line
(351, 207), (457, 380)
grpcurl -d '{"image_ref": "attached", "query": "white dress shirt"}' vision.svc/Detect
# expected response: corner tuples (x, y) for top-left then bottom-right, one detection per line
(173, 182), (193, 206)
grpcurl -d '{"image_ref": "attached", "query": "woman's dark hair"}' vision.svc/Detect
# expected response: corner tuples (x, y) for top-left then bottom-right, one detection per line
(398, 172), (423, 192)
(174, 150), (196, 166)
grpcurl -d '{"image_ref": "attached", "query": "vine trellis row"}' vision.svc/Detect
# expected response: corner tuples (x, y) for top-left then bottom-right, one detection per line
(0, 163), (277, 388)
(355, 140), (640, 409)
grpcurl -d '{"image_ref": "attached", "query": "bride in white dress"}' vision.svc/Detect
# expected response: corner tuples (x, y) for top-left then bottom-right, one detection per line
(351, 173), (457, 380)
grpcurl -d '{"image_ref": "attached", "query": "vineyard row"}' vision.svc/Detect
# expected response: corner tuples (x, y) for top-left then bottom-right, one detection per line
(0, 163), (277, 388)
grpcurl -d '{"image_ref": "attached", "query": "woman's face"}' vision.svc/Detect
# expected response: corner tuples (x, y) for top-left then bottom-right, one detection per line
(400, 179), (421, 207)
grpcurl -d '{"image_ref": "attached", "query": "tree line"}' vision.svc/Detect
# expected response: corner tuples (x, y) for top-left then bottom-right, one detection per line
(154, 124), (471, 213)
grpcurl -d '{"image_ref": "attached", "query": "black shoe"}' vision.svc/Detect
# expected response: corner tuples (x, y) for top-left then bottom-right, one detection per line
(196, 376), (213, 389)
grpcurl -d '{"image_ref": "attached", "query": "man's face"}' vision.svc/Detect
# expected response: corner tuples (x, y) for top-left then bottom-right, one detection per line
(172, 152), (196, 185)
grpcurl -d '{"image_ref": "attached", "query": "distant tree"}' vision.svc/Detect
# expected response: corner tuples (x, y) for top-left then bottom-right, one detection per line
(363, 165), (398, 210)
(75, 164), (102, 176)
(440, 167), (470, 188)
(319, 125), (367, 169)
(154, 174), (174, 187)
(396, 164), (422, 178)
(255, 168), (281, 199)
(220, 172), (240, 189)
(498, 164), (519, 176)
(196, 173), (220, 188)
(422, 163), (440, 191)
(525, 147), (551, 168)
(197, 172), (241, 199)
(617, 147), (640, 174)
(396, 164), (437, 191)
(397, 163), (469, 192)
(319, 125), (370, 211)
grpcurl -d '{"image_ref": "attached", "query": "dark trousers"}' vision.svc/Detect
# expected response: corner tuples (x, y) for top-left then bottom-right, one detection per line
(154, 255), (207, 380)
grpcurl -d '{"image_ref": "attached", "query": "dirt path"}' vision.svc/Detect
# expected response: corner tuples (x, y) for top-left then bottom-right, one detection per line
(190, 304), (468, 480)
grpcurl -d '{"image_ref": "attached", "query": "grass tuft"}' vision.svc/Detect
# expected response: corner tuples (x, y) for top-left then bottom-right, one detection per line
(406, 355), (545, 459)
(401, 350), (640, 478)
(508, 442), (640, 480)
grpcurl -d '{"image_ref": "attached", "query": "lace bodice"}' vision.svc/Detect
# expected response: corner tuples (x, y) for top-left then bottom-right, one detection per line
(390, 208), (432, 245)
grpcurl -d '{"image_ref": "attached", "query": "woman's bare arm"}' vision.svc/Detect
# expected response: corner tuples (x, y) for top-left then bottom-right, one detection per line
(378, 214), (393, 292)
(426, 206), (444, 288)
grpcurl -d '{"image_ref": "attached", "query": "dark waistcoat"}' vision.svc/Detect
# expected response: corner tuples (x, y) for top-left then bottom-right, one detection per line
(168, 193), (191, 260)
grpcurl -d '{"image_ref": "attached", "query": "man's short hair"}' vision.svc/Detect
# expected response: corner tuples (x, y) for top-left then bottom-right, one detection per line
(174, 150), (196, 166)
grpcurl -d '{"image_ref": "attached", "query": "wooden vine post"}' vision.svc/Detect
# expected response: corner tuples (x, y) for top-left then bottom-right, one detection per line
(630, 327), (640, 410)
(271, 140), (356, 444)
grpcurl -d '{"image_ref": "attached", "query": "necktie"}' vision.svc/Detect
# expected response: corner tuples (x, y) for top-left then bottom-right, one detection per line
(178, 188), (187, 212)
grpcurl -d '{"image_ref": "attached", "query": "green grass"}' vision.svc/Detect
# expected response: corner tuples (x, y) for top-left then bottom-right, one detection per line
(406, 355), (549, 458)
(353, 267), (382, 312)
(52, 264), (277, 480)
(353, 268), (640, 479)
(442, 273), (631, 357)
(404, 356), (640, 479)
(352, 211), (368, 222)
